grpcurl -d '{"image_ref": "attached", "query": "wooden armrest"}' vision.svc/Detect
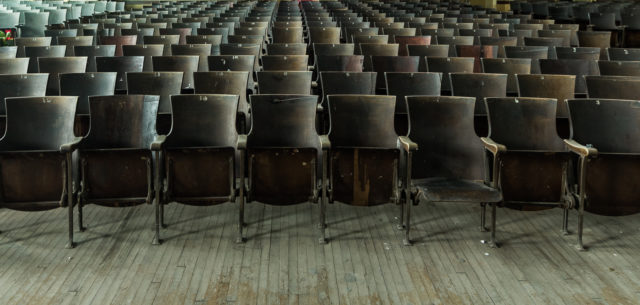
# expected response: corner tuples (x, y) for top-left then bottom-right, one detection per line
(398, 136), (418, 152)
(150, 135), (167, 151)
(480, 137), (506, 155)
(564, 139), (598, 157)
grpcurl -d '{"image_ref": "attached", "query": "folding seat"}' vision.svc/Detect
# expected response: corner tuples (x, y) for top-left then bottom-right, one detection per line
(402, 95), (502, 245)
(99, 35), (137, 56)
(308, 27), (341, 45)
(345, 27), (380, 43)
(621, 12), (640, 47)
(122, 45), (164, 72)
(185, 35), (223, 51)
(22, 12), (49, 37)
(577, 31), (611, 60)
(319, 72), (377, 105)
(37, 57), (87, 95)
(353, 35), (389, 54)
(159, 28), (192, 45)
(450, 73), (508, 137)
(172, 22), (202, 37)
(0, 58), (29, 74)
(257, 71), (312, 94)
(55, 36), (91, 56)
(59, 72), (117, 136)
(360, 43), (399, 71)
(266, 43), (308, 55)
(243, 94), (326, 242)
(565, 98), (640, 250)
(598, 61), (640, 77)
(481, 58), (531, 95)
(150, 94), (241, 244)
(504, 45), (548, 73)
(120, 28), (154, 43)
(199, 27), (230, 44)
(547, 24), (580, 47)
(385, 72), (441, 136)
(171, 44), (212, 72)
(0, 12), (20, 29)
(262, 55), (309, 71)
(0, 73), (49, 133)
(208, 55), (256, 93)
(483, 96), (574, 239)
(524, 37), (562, 59)
(45, 29), (78, 45)
(324, 95), (405, 243)
(539, 58), (600, 96)
(0, 47), (18, 59)
(152, 55), (199, 91)
(437, 36), (474, 56)
(15, 37), (52, 58)
(95, 56), (144, 92)
(426, 57), (475, 93)
(370, 56), (420, 92)
(126, 72), (184, 135)
(143, 35), (179, 55)
(516, 74), (576, 138)
(588, 13), (622, 47)
(272, 27), (304, 43)
(220, 43), (261, 72)
(315, 55), (364, 73)
(456, 45), (499, 73)
(585, 76), (640, 100)
(382, 28), (417, 44)
(193, 71), (250, 133)
(479, 36), (517, 58)
(459, 28), (494, 44)
(538, 29), (571, 47)
(74, 95), (161, 234)
(394, 36), (431, 57)
(313, 43), (355, 57)
(0, 96), (79, 247)
(607, 48), (640, 61)
(422, 29), (455, 41)
(274, 21), (304, 28)
(555, 47), (600, 61)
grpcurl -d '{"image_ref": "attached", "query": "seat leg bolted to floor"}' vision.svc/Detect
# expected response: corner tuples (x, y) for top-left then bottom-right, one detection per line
(562, 208), (570, 236)
(152, 151), (161, 245)
(576, 157), (587, 251)
(78, 158), (86, 232)
(480, 202), (488, 232)
(66, 154), (75, 249)
(489, 203), (499, 248)
(319, 152), (328, 244)
(236, 153), (246, 244)
(403, 191), (412, 246)
(396, 199), (405, 231)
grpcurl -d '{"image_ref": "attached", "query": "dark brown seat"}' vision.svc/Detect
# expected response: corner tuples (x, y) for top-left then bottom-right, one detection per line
(143, 35), (180, 55)
(326, 95), (404, 243)
(245, 94), (326, 242)
(383, 28), (417, 43)
(370, 56), (420, 91)
(266, 43), (308, 55)
(96, 56), (144, 92)
(585, 76), (640, 100)
(197, 28), (230, 44)
(482, 97), (573, 242)
(122, 44), (165, 72)
(450, 72), (508, 137)
(577, 31), (611, 59)
(185, 34), (223, 47)
(99, 35), (137, 56)
(24, 45), (66, 73)
(481, 58), (532, 95)
(257, 71), (312, 94)
(171, 44), (212, 72)
(385, 72), (442, 135)
(208, 55), (256, 93)
(607, 48), (640, 61)
(426, 57), (475, 92)
(308, 27), (341, 44)
(538, 29), (572, 47)
(57, 36), (93, 56)
(126, 72), (184, 135)
(16, 37), (52, 58)
(152, 55), (199, 91)
(456, 45), (499, 73)
(76, 95), (161, 234)
(0, 58), (29, 74)
(272, 27), (304, 43)
(516, 73), (575, 139)
(74, 45), (116, 72)
(565, 98), (640, 250)
(406, 45), (450, 72)
(539, 58), (600, 96)
(346, 27), (380, 43)
(597, 60), (640, 77)
(315, 55), (364, 73)
(437, 36), (474, 56)
(313, 43), (355, 56)
(151, 94), (241, 244)
(0, 96), (79, 248)
(360, 43), (399, 70)
(220, 43), (261, 71)
(504, 45), (548, 73)
(523, 37), (561, 59)
(121, 28), (155, 43)
(193, 71), (251, 133)
(394, 36), (431, 56)
(403, 96), (502, 246)
(555, 47), (600, 61)
(262, 55), (309, 71)
(37, 57), (88, 95)
(479, 36), (518, 58)
(59, 72), (117, 136)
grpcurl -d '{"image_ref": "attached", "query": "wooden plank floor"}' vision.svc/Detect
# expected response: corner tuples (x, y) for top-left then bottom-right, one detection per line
(1, 201), (639, 305)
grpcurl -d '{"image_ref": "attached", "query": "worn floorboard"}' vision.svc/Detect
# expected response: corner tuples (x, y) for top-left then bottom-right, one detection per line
(0, 202), (639, 305)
